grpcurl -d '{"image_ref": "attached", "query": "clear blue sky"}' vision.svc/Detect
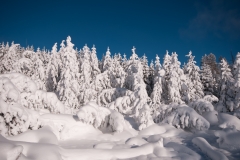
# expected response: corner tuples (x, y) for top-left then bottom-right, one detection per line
(1, 0), (240, 65)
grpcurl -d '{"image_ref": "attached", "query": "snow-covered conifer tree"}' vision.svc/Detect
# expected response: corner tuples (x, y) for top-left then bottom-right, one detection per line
(1, 42), (20, 73)
(151, 55), (164, 105)
(233, 52), (240, 111)
(201, 63), (214, 95)
(141, 54), (153, 96)
(216, 58), (234, 112)
(167, 52), (185, 104)
(57, 36), (80, 112)
(90, 45), (101, 79)
(162, 50), (171, 103)
(102, 47), (112, 72)
(183, 51), (204, 103)
(46, 43), (61, 92)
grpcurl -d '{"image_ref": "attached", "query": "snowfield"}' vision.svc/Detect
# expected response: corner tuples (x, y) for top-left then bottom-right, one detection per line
(1, 38), (240, 159)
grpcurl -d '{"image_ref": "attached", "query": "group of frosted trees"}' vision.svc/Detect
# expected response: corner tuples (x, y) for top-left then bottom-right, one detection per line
(1, 37), (240, 125)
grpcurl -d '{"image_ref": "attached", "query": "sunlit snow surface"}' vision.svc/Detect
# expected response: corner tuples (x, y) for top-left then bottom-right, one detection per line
(0, 73), (239, 160)
(0, 112), (239, 160)
(1, 42), (240, 160)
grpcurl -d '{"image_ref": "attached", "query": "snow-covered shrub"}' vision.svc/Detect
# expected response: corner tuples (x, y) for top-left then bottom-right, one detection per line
(109, 110), (126, 132)
(77, 102), (126, 132)
(98, 88), (133, 106)
(135, 104), (154, 130)
(0, 73), (37, 94)
(21, 90), (65, 114)
(162, 105), (210, 131)
(188, 99), (214, 115)
(203, 95), (218, 103)
(0, 76), (41, 136)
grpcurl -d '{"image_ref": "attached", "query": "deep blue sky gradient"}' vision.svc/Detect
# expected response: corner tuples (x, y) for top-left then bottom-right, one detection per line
(1, 0), (240, 65)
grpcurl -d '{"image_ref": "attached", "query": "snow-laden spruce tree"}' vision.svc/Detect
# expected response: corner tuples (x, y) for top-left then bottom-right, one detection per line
(233, 52), (240, 111)
(78, 44), (99, 105)
(201, 53), (221, 96)
(108, 53), (126, 88)
(183, 51), (204, 103)
(46, 43), (61, 92)
(201, 63), (214, 95)
(31, 52), (46, 91)
(1, 42), (20, 74)
(141, 54), (153, 96)
(162, 50), (171, 103)
(151, 55), (164, 105)
(167, 52), (185, 104)
(102, 47), (112, 72)
(56, 36), (80, 112)
(216, 58), (234, 112)
(90, 45), (101, 79)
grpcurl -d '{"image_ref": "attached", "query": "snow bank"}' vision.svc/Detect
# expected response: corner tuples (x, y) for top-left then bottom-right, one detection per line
(218, 113), (240, 130)
(192, 137), (228, 160)
(60, 139), (167, 160)
(0, 135), (23, 160)
(7, 126), (58, 145)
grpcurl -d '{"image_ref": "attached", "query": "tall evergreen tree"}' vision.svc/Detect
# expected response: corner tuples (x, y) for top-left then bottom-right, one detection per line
(183, 51), (204, 103)
(217, 58), (234, 112)
(57, 36), (80, 112)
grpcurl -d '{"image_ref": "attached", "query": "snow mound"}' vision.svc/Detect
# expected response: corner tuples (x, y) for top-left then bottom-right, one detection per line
(139, 123), (186, 138)
(165, 142), (201, 160)
(202, 110), (218, 125)
(192, 137), (228, 160)
(7, 126), (58, 145)
(162, 106), (210, 131)
(218, 113), (240, 130)
(0, 135), (23, 160)
(215, 128), (240, 151)
(125, 137), (148, 146)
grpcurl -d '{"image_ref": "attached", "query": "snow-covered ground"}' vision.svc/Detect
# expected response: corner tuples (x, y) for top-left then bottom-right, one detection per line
(1, 38), (240, 160)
